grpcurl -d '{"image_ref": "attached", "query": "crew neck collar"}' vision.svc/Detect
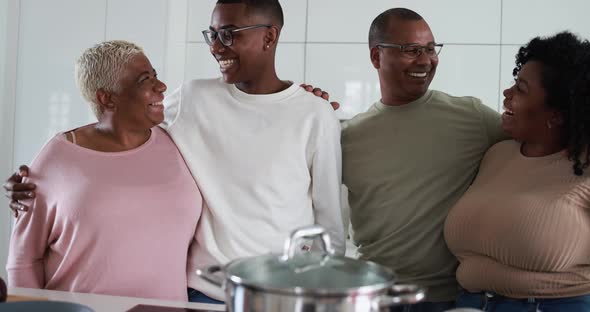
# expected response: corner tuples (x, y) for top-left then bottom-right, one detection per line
(375, 90), (433, 112)
(228, 81), (299, 104)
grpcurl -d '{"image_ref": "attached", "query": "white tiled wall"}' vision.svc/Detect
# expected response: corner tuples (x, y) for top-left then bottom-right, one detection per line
(431, 45), (501, 111)
(163, 0), (189, 93)
(305, 43), (378, 119)
(1, 0), (590, 278)
(13, 0), (106, 170)
(307, 0), (501, 44)
(502, 0), (590, 45)
(186, 0), (217, 43)
(106, 0), (169, 71)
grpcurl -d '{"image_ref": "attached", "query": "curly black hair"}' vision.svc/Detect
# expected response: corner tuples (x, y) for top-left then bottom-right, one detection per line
(513, 31), (590, 176)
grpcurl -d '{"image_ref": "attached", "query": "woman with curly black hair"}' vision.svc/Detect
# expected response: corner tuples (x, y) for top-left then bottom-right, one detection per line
(444, 31), (590, 312)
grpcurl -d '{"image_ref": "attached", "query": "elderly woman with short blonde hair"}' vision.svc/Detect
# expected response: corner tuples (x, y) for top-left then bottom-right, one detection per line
(6, 40), (202, 301)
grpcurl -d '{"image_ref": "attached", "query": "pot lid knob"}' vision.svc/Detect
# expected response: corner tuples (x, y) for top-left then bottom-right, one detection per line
(281, 225), (335, 261)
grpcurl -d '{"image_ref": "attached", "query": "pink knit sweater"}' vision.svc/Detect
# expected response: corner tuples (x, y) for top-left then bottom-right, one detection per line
(7, 127), (202, 301)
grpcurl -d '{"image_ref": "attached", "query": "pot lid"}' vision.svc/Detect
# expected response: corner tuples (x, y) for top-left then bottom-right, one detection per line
(223, 226), (396, 295)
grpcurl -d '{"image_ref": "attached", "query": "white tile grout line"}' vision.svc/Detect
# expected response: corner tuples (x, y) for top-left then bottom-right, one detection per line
(303, 0), (310, 82)
(183, 0), (190, 81)
(104, 0), (109, 40)
(10, 0), (22, 174)
(497, 0), (504, 112)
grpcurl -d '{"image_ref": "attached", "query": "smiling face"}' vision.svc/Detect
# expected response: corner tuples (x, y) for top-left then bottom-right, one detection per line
(502, 61), (556, 141)
(372, 18), (438, 104)
(209, 3), (273, 86)
(110, 53), (167, 129)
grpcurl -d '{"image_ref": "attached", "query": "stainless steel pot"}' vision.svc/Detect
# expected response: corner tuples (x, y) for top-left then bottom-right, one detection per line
(196, 225), (426, 312)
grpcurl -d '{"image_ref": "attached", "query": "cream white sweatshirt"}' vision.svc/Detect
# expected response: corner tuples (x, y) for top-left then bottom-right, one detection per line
(162, 78), (345, 300)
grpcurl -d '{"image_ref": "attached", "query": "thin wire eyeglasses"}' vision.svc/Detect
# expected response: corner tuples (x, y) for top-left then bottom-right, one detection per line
(202, 24), (272, 47)
(376, 43), (444, 59)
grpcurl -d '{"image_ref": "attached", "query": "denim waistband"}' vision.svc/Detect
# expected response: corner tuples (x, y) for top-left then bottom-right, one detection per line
(464, 290), (589, 303)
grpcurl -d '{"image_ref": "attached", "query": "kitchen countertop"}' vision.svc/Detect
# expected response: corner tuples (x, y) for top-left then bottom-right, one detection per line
(6, 287), (226, 311)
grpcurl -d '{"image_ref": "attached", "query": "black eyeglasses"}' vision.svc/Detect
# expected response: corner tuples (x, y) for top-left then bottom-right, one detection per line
(376, 43), (444, 59)
(202, 24), (272, 47)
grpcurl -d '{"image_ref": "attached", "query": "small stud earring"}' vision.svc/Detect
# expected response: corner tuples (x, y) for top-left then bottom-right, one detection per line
(266, 45), (270, 48)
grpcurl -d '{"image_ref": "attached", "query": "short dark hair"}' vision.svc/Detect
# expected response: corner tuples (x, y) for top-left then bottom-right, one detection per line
(514, 31), (590, 175)
(368, 8), (423, 47)
(217, 0), (284, 27)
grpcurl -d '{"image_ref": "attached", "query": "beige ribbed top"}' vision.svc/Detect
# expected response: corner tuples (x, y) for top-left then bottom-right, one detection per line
(444, 140), (590, 298)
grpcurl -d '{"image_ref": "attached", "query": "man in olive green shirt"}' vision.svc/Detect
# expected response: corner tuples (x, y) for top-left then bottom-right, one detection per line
(340, 8), (506, 312)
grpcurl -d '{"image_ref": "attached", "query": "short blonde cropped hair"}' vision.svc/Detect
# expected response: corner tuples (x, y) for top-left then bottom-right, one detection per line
(75, 40), (144, 118)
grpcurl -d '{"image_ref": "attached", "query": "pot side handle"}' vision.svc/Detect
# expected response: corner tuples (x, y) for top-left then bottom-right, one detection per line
(371, 284), (427, 310)
(195, 265), (224, 287)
